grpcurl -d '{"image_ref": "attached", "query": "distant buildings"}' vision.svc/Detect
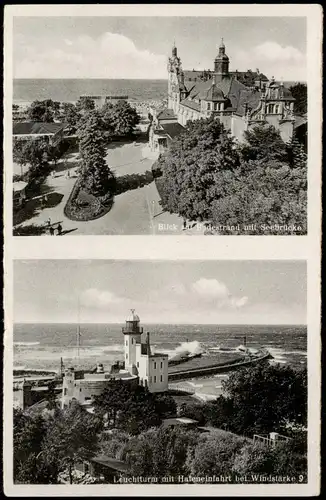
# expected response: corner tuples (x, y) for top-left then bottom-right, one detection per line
(79, 95), (128, 109)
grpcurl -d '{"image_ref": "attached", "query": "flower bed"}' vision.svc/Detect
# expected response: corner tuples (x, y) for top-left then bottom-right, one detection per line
(64, 177), (114, 222)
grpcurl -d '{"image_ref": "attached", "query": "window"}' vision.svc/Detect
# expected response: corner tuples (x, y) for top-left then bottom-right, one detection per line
(64, 388), (67, 395)
(214, 102), (218, 111)
(137, 362), (139, 368)
(154, 362), (157, 369)
(126, 353), (128, 359)
(160, 362), (163, 369)
(207, 102), (211, 111)
(154, 376), (157, 383)
(132, 338), (134, 344)
(126, 339), (128, 346)
(160, 375), (163, 382)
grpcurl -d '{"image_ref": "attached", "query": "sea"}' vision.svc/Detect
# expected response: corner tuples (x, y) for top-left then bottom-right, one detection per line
(13, 323), (307, 398)
(13, 78), (297, 105)
(13, 79), (168, 104)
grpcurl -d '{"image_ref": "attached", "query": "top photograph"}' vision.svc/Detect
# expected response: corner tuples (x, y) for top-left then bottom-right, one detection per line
(11, 16), (308, 236)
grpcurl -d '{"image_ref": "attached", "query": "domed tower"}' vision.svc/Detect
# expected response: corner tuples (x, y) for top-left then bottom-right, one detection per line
(214, 38), (229, 77)
(122, 309), (143, 374)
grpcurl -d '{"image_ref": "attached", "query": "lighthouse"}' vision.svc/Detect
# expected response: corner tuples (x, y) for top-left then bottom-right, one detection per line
(122, 310), (169, 393)
(122, 309), (143, 375)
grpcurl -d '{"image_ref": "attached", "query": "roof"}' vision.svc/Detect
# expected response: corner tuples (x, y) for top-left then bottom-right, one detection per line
(13, 181), (28, 192)
(157, 108), (177, 121)
(204, 83), (225, 101)
(91, 455), (129, 473)
(162, 417), (199, 427)
(294, 115), (308, 129)
(150, 352), (169, 358)
(230, 71), (269, 82)
(160, 122), (186, 139)
(179, 99), (201, 112)
(13, 122), (67, 136)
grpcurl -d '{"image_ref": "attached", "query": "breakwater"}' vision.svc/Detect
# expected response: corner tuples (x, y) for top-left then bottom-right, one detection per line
(168, 351), (272, 381)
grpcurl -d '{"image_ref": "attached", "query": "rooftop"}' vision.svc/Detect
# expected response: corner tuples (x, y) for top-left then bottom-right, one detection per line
(13, 121), (67, 136)
(160, 122), (186, 139)
(157, 108), (177, 121)
(91, 455), (129, 473)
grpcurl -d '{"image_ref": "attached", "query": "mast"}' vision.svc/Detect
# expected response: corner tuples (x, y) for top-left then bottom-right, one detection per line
(76, 296), (81, 365)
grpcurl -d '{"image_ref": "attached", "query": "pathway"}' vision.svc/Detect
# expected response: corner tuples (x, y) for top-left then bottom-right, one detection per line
(16, 139), (202, 235)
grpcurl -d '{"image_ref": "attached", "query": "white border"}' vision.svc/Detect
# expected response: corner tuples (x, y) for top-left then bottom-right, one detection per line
(3, 4), (322, 497)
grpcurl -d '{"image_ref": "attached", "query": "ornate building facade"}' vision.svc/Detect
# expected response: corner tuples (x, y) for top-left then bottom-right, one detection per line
(165, 40), (296, 143)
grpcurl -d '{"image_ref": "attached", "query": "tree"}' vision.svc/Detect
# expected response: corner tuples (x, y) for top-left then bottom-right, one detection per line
(159, 117), (240, 221)
(41, 401), (103, 484)
(93, 380), (176, 435)
(13, 408), (58, 484)
(13, 138), (50, 178)
(178, 402), (207, 425)
(105, 100), (140, 137)
(210, 156), (307, 234)
(288, 83), (307, 115)
(232, 440), (307, 478)
(60, 103), (81, 133)
(76, 97), (95, 113)
(187, 432), (246, 477)
(232, 442), (277, 476)
(77, 111), (115, 196)
(220, 364), (307, 436)
(240, 125), (288, 163)
(27, 99), (61, 122)
(121, 426), (198, 479)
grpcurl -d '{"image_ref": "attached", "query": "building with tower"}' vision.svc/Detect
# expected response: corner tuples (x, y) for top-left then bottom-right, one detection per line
(61, 310), (169, 409)
(149, 39), (296, 151)
(123, 310), (169, 393)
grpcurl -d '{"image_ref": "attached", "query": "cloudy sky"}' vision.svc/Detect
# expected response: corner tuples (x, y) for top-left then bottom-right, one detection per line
(13, 16), (307, 80)
(14, 260), (306, 325)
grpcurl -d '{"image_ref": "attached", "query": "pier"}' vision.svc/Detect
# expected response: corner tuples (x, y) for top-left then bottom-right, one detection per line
(167, 350), (271, 381)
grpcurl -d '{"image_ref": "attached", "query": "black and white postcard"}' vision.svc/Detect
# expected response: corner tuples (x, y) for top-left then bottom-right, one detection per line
(3, 4), (322, 497)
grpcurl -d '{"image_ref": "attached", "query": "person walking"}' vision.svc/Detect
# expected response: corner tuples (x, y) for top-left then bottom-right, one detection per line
(51, 170), (55, 179)
(57, 223), (62, 236)
(49, 226), (54, 236)
(47, 217), (51, 226)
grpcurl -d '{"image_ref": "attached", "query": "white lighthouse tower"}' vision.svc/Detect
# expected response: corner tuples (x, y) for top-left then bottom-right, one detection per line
(122, 309), (143, 375)
(122, 310), (169, 393)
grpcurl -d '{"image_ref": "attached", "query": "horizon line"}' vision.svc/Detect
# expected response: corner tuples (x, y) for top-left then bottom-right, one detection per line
(13, 321), (307, 326)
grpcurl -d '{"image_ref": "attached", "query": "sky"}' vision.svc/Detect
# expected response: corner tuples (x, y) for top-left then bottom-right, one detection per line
(14, 260), (307, 325)
(13, 16), (307, 80)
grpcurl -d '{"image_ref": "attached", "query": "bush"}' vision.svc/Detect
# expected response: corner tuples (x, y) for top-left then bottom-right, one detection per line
(13, 224), (47, 236)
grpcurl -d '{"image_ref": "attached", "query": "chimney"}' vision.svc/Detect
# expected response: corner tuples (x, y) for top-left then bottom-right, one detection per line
(146, 332), (151, 355)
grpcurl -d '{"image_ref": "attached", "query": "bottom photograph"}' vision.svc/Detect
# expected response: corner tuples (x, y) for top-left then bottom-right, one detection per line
(12, 259), (307, 485)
